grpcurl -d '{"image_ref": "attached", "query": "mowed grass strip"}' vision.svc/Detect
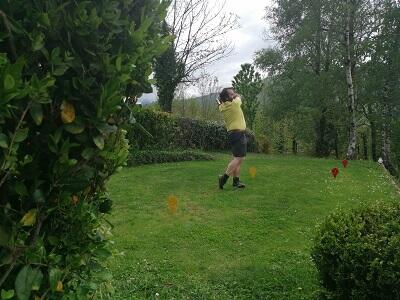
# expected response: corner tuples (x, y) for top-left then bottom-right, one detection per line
(106, 154), (399, 299)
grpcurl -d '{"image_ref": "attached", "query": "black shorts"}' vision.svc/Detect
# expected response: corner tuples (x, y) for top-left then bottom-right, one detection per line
(228, 131), (247, 157)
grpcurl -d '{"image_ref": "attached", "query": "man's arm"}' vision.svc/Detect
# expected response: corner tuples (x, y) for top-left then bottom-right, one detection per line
(233, 96), (242, 105)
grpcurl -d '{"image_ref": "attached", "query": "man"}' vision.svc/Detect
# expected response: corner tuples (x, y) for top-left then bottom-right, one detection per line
(217, 87), (247, 189)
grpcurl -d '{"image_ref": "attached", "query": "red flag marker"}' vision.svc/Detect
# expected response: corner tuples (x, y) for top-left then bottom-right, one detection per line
(331, 167), (339, 178)
(342, 159), (348, 168)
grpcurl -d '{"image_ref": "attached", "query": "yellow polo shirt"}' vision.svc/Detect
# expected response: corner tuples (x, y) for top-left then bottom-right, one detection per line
(219, 96), (246, 131)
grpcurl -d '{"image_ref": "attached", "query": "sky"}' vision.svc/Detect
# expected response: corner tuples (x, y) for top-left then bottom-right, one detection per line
(139, 0), (275, 104)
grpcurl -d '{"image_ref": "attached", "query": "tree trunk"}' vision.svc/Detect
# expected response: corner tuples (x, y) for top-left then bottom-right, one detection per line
(362, 132), (368, 160)
(292, 137), (298, 154)
(370, 120), (377, 162)
(381, 102), (396, 175)
(345, 0), (357, 160)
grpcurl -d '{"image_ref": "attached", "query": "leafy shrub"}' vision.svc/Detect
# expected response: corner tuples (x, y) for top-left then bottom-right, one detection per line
(174, 117), (228, 151)
(128, 108), (176, 150)
(0, 0), (169, 298)
(128, 150), (214, 166)
(128, 108), (259, 153)
(255, 134), (272, 154)
(311, 201), (400, 299)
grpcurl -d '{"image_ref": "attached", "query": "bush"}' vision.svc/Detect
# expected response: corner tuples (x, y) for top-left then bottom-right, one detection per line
(311, 201), (400, 299)
(128, 150), (214, 166)
(174, 117), (228, 151)
(0, 1), (169, 298)
(128, 108), (259, 153)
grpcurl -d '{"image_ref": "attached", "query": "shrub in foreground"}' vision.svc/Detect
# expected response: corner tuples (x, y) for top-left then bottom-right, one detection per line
(312, 201), (400, 299)
(0, 1), (169, 298)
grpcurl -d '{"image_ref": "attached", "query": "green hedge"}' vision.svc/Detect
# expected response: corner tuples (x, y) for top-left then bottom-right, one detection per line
(128, 150), (214, 166)
(128, 108), (259, 152)
(311, 201), (400, 299)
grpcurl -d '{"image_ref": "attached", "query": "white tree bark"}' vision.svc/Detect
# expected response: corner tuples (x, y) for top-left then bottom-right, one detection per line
(345, 0), (357, 160)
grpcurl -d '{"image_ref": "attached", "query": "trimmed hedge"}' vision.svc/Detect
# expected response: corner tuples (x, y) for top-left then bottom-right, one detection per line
(128, 150), (214, 166)
(128, 108), (259, 152)
(311, 201), (400, 299)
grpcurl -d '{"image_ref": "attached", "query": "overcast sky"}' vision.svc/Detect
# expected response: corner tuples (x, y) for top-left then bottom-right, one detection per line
(140, 0), (275, 103)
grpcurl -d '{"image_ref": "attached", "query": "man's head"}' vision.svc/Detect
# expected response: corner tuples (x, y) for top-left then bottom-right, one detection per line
(219, 87), (237, 102)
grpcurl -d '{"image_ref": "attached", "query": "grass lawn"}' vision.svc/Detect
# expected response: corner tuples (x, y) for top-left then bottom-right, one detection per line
(105, 153), (399, 299)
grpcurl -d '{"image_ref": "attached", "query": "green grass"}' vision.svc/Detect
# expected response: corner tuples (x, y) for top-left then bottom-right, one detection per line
(105, 153), (399, 299)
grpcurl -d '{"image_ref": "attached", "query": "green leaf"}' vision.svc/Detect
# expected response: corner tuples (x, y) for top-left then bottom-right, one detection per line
(0, 133), (9, 148)
(39, 13), (51, 27)
(0, 225), (11, 246)
(49, 268), (61, 291)
(14, 128), (29, 143)
(33, 189), (45, 203)
(30, 103), (43, 125)
(93, 136), (104, 150)
(64, 122), (85, 134)
(116, 56), (122, 71)
(53, 65), (69, 76)
(32, 32), (45, 51)
(81, 148), (95, 160)
(15, 182), (28, 196)
(4, 74), (15, 90)
(1, 289), (14, 300)
(15, 266), (43, 300)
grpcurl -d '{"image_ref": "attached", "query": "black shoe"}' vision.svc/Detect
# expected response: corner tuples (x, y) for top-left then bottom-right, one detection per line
(233, 177), (245, 188)
(219, 174), (228, 190)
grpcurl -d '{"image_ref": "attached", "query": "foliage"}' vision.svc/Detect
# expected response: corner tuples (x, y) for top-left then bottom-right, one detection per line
(232, 63), (263, 130)
(312, 201), (400, 299)
(128, 150), (214, 166)
(154, 22), (183, 113)
(127, 108), (259, 153)
(0, 0), (169, 298)
(256, 0), (399, 165)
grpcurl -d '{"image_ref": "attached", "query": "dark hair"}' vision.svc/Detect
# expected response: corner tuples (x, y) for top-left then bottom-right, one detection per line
(219, 87), (234, 102)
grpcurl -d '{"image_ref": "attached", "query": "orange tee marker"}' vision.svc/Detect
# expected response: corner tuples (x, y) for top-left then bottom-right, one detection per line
(168, 195), (178, 214)
(249, 166), (257, 178)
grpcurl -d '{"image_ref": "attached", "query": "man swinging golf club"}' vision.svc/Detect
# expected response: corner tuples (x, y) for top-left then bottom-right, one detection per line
(217, 87), (247, 189)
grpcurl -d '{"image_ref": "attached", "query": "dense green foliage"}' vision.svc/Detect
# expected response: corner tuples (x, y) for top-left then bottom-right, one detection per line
(128, 108), (259, 153)
(0, 0), (169, 298)
(128, 150), (214, 166)
(312, 201), (400, 299)
(106, 154), (400, 299)
(255, 0), (399, 172)
(232, 63), (263, 130)
(153, 22), (184, 113)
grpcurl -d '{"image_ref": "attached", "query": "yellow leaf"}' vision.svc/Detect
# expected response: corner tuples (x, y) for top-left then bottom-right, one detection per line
(167, 195), (178, 214)
(20, 209), (37, 226)
(249, 166), (257, 179)
(56, 281), (63, 292)
(60, 101), (75, 124)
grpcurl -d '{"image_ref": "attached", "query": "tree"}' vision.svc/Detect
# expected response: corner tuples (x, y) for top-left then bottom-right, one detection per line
(0, 0), (169, 297)
(154, 22), (184, 113)
(197, 71), (220, 120)
(232, 64), (263, 130)
(154, 0), (238, 112)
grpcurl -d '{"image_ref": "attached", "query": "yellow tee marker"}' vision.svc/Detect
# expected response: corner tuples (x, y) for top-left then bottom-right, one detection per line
(249, 166), (257, 178)
(168, 195), (178, 214)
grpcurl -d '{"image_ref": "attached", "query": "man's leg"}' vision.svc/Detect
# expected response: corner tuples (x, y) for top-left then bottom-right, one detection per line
(233, 157), (243, 177)
(232, 157), (245, 188)
(226, 157), (241, 176)
(219, 157), (241, 189)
